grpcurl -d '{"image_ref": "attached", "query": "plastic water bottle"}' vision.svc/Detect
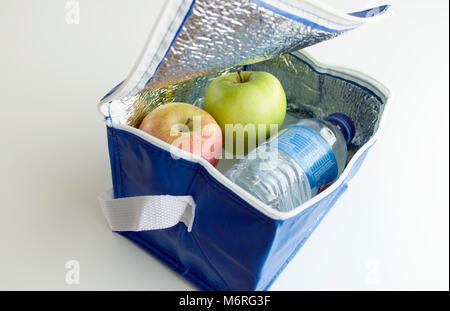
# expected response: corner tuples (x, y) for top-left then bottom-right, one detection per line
(225, 113), (355, 212)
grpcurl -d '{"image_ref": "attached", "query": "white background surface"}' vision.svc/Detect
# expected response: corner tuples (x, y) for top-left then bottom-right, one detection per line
(0, 0), (448, 290)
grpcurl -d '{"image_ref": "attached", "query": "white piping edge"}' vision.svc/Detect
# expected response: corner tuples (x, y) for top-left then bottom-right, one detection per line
(106, 51), (392, 221)
(304, 0), (392, 24)
(257, 0), (391, 29)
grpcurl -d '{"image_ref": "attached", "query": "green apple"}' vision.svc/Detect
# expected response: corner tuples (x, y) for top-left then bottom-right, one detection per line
(204, 70), (286, 156)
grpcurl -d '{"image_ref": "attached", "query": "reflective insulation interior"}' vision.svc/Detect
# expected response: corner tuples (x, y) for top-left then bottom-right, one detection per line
(105, 52), (385, 165)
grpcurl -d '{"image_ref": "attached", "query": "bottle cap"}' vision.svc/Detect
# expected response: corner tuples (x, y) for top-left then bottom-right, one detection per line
(325, 113), (355, 145)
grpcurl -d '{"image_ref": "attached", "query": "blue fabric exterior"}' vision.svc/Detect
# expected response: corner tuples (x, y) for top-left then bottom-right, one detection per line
(106, 126), (372, 290)
(348, 5), (390, 18)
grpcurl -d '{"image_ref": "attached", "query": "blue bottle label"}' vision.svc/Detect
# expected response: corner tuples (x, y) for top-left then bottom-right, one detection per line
(272, 125), (338, 192)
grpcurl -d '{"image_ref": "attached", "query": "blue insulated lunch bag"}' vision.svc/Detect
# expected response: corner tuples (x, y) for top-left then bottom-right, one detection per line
(98, 0), (391, 290)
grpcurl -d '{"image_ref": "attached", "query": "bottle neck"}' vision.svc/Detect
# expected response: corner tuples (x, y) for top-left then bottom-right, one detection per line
(324, 113), (355, 145)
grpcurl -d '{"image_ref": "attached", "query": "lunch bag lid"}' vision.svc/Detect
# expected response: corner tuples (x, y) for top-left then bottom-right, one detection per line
(98, 0), (389, 108)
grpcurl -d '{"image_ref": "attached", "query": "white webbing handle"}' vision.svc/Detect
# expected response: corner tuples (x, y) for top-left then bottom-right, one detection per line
(99, 189), (196, 232)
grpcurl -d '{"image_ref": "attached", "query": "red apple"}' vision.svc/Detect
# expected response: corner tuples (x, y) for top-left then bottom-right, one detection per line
(139, 102), (222, 166)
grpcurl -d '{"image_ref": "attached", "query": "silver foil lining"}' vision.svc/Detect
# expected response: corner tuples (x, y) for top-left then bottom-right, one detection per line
(140, 0), (340, 94)
(109, 52), (385, 162)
